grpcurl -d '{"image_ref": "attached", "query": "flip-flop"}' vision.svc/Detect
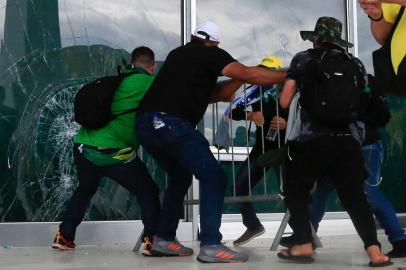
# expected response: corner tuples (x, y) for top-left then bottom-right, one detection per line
(368, 260), (393, 268)
(277, 249), (314, 263)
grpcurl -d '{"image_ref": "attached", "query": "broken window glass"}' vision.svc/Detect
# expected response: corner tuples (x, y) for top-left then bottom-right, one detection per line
(0, 0), (180, 222)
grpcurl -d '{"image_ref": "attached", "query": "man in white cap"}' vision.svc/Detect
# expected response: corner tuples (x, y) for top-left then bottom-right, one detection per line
(135, 20), (286, 263)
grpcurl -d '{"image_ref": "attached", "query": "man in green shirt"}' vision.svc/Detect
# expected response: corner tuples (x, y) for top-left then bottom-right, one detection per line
(52, 47), (160, 256)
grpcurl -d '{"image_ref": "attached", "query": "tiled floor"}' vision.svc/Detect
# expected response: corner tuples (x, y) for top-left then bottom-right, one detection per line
(1, 232), (405, 270)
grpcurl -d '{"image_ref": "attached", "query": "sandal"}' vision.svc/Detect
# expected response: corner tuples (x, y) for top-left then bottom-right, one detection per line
(368, 260), (393, 268)
(367, 243), (393, 268)
(277, 249), (314, 263)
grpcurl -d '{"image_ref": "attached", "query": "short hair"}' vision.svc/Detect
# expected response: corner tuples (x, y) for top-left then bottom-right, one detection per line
(131, 46), (155, 68)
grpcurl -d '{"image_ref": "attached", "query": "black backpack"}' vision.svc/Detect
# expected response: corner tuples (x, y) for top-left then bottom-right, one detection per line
(74, 70), (139, 129)
(300, 49), (364, 127)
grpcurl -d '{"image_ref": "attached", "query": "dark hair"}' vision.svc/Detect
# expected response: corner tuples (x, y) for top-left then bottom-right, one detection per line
(131, 46), (155, 67)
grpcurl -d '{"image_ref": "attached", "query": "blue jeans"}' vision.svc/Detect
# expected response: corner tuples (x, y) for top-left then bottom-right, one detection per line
(135, 113), (227, 246)
(310, 141), (406, 243)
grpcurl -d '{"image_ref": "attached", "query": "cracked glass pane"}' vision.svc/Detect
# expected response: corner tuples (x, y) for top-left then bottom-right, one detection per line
(0, 0), (180, 222)
(2, 0), (404, 224)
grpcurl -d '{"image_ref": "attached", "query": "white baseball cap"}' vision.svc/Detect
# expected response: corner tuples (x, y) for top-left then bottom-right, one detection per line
(193, 21), (221, 42)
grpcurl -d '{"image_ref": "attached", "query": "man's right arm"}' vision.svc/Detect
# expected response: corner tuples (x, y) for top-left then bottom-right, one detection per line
(279, 79), (297, 109)
(221, 61), (287, 86)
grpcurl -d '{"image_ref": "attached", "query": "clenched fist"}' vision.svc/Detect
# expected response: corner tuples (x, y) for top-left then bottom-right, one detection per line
(359, 0), (383, 20)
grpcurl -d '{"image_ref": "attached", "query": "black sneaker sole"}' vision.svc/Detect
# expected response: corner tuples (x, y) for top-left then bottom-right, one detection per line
(150, 249), (191, 257)
(279, 237), (317, 250)
(197, 255), (247, 263)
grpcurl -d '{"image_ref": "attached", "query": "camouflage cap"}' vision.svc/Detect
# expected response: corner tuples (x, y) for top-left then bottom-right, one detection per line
(300, 17), (353, 48)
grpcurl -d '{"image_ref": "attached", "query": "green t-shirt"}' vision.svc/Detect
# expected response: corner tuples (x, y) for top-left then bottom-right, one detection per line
(74, 69), (154, 165)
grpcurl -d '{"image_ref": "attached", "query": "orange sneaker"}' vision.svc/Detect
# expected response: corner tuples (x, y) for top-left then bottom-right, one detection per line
(150, 236), (193, 257)
(197, 244), (249, 263)
(52, 231), (75, 250)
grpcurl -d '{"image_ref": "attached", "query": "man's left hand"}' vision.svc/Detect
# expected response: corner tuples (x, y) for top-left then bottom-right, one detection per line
(270, 116), (287, 130)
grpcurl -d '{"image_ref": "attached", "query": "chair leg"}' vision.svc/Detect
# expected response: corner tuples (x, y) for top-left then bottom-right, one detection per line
(311, 224), (322, 248)
(270, 210), (290, 250)
(132, 228), (144, 252)
(270, 210), (322, 250)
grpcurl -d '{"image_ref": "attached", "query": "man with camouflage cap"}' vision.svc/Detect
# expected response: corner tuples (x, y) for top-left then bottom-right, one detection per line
(278, 17), (392, 267)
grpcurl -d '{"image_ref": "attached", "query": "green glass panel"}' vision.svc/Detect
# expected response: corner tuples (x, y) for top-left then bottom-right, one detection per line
(0, 0), (180, 222)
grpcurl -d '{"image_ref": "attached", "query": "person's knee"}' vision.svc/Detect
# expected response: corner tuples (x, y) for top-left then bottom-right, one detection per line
(235, 181), (249, 196)
(284, 183), (311, 206)
(202, 167), (227, 194)
(363, 186), (381, 208)
(285, 182), (308, 196)
(216, 169), (227, 189)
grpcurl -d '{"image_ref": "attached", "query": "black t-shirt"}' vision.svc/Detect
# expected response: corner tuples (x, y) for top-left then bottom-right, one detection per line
(137, 40), (236, 126)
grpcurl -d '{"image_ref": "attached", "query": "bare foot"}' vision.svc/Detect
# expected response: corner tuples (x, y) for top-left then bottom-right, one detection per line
(367, 245), (391, 265)
(398, 268), (406, 270)
(279, 243), (313, 257)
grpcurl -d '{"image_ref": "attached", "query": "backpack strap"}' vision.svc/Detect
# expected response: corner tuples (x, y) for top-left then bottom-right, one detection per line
(114, 67), (154, 118)
(319, 47), (352, 62)
(387, 6), (405, 44)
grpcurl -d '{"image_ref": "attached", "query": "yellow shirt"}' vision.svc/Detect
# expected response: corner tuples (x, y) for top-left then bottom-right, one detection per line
(382, 3), (406, 74)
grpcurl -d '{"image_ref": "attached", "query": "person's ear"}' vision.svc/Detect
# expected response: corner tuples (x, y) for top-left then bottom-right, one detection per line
(151, 63), (157, 74)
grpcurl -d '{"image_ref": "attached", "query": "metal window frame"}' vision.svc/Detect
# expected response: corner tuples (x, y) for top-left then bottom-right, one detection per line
(182, 0), (200, 239)
(346, 0), (359, 57)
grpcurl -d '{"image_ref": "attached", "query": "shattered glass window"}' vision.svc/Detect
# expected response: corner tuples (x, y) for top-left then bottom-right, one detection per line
(0, 0), (180, 222)
(2, 0), (405, 225)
